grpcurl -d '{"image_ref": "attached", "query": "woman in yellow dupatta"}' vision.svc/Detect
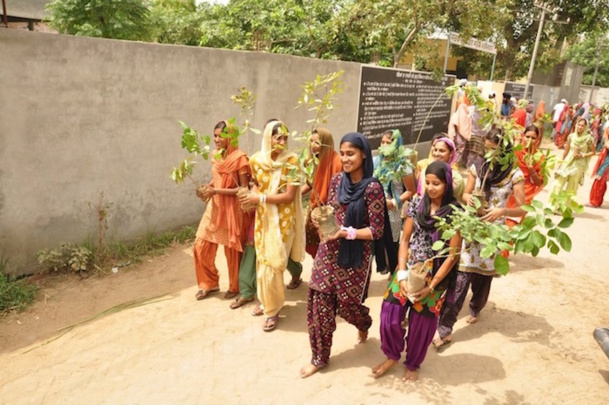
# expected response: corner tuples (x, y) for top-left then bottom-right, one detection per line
(551, 118), (595, 203)
(240, 120), (305, 332)
(194, 121), (251, 301)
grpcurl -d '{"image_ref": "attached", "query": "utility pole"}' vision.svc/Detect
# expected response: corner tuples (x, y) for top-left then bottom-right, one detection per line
(524, 6), (546, 99)
(525, 2), (569, 99)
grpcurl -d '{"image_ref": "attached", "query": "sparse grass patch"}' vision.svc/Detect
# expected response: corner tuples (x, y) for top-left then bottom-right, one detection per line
(0, 257), (38, 314)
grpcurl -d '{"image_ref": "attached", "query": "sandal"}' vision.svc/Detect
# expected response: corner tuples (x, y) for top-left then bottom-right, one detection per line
(263, 316), (279, 332)
(195, 288), (219, 301)
(230, 297), (254, 309)
(286, 278), (303, 290)
(224, 291), (239, 300)
(432, 336), (452, 350)
(251, 305), (264, 317)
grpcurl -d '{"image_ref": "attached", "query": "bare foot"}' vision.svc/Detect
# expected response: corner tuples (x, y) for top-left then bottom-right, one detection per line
(402, 368), (419, 382)
(300, 364), (320, 379)
(358, 330), (368, 344)
(371, 358), (397, 378)
(432, 335), (452, 350)
(465, 315), (478, 324)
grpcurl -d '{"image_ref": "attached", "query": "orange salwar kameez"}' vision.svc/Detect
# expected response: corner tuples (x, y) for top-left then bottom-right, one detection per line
(194, 145), (251, 294)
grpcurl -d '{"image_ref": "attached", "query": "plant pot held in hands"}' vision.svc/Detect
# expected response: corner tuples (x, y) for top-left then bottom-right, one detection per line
(311, 204), (340, 242)
(471, 188), (489, 217)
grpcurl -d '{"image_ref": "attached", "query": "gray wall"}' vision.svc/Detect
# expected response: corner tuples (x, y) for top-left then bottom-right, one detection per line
(0, 29), (362, 274)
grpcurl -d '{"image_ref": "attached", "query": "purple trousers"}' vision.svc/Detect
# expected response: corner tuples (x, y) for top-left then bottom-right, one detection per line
(437, 270), (493, 339)
(379, 301), (438, 371)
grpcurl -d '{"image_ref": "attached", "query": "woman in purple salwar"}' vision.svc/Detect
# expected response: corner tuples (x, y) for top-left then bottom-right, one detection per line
(372, 161), (462, 382)
(300, 132), (389, 379)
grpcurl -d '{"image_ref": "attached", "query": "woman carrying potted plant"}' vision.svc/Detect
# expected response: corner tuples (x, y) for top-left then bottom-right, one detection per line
(194, 121), (252, 301)
(372, 161), (462, 382)
(239, 120), (305, 332)
(551, 118), (595, 204)
(301, 128), (342, 260)
(300, 132), (389, 379)
(373, 129), (416, 274)
(434, 128), (526, 347)
(505, 125), (546, 227)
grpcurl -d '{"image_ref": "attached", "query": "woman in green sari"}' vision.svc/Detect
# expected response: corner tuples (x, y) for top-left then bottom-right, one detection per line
(551, 118), (595, 199)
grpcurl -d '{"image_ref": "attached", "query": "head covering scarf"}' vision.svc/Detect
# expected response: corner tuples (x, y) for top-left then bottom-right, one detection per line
(475, 132), (514, 202)
(311, 128), (342, 205)
(374, 130), (405, 202)
(256, 121), (305, 269)
(415, 160), (460, 289)
(416, 137), (457, 195)
(337, 132), (393, 270)
(212, 121), (249, 247)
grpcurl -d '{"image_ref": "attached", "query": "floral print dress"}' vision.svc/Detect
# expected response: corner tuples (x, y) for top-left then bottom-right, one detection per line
(382, 196), (448, 318)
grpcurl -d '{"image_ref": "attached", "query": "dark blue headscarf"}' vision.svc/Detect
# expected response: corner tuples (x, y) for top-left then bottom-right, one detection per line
(338, 133), (394, 271)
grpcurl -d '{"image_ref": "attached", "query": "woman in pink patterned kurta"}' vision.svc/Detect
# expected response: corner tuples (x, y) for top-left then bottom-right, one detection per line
(300, 132), (388, 378)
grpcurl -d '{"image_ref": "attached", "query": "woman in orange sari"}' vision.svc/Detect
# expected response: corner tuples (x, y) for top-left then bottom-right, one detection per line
(534, 101), (546, 138)
(194, 121), (251, 300)
(302, 128), (342, 259)
(506, 125), (545, 228)
(590, 127), (609, 208)
(555, 106), (574, 149)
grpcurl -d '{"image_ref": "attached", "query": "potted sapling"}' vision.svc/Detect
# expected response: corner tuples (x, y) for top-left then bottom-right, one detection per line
(290, 71), (345, 241)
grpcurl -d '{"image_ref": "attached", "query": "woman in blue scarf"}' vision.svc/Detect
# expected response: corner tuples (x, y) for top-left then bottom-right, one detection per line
(373, 130), (416, 275)
(301, 132), (390, 378)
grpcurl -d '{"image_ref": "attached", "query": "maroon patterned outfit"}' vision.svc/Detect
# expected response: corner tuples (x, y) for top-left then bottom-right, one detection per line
(306, 173), (385, 368)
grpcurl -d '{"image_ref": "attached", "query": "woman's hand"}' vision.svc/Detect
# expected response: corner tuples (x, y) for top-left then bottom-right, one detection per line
(197, 186), (214, 202)
(326, 228), (347, 241)
(573, 151), (583, 159)
(411, 286), (431, 302)
(399, 280), (409, 298)
(466, 194), (476, 207)
(481, 207), (505, 222)
(387, 198), (395, 210)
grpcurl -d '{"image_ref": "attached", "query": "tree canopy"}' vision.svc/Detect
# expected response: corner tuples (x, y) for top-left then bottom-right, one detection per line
(44, 0), (609, 82)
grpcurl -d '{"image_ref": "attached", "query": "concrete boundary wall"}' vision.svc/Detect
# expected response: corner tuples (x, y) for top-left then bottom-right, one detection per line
(0, 30), (363, 274)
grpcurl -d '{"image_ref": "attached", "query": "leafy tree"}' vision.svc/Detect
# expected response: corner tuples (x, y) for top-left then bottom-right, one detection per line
(45, 0), (152, 40)
(457, 0), (609, 81)
(337, 0), (498, 67)
(198, 0), (343, 58)
(564, 32), (609, 87)
(149, 0), (205, 45)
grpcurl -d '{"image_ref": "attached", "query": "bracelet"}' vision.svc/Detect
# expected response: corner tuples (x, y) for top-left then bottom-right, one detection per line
(341, 226), (357, 240)
(397, 269), (409, 282)
(259, 194), (266, 204)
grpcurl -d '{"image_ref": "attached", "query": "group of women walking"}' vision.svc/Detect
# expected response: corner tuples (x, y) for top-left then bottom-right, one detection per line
(190, 107), (606, 382)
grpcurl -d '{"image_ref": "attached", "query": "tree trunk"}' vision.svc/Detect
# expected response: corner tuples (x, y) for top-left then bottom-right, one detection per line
(393, 25), (418, 68)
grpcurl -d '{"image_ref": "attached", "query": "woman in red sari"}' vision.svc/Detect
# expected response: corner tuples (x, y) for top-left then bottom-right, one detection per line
(506, 126), (545, 227)
(590, 127), (609, 208)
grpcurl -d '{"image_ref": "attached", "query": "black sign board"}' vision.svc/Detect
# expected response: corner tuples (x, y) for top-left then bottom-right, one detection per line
(504, 81), (534, 102)
(357, 66), (454, 150)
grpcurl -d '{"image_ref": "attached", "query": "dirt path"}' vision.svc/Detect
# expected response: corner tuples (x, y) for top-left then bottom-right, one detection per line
(2, 143), (609, 404)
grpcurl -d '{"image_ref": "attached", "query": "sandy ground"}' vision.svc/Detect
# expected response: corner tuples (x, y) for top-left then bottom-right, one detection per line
(2, 142), (609, 404)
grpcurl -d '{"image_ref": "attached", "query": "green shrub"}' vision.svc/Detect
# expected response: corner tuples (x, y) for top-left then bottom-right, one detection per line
(37, 243), (93, 273)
